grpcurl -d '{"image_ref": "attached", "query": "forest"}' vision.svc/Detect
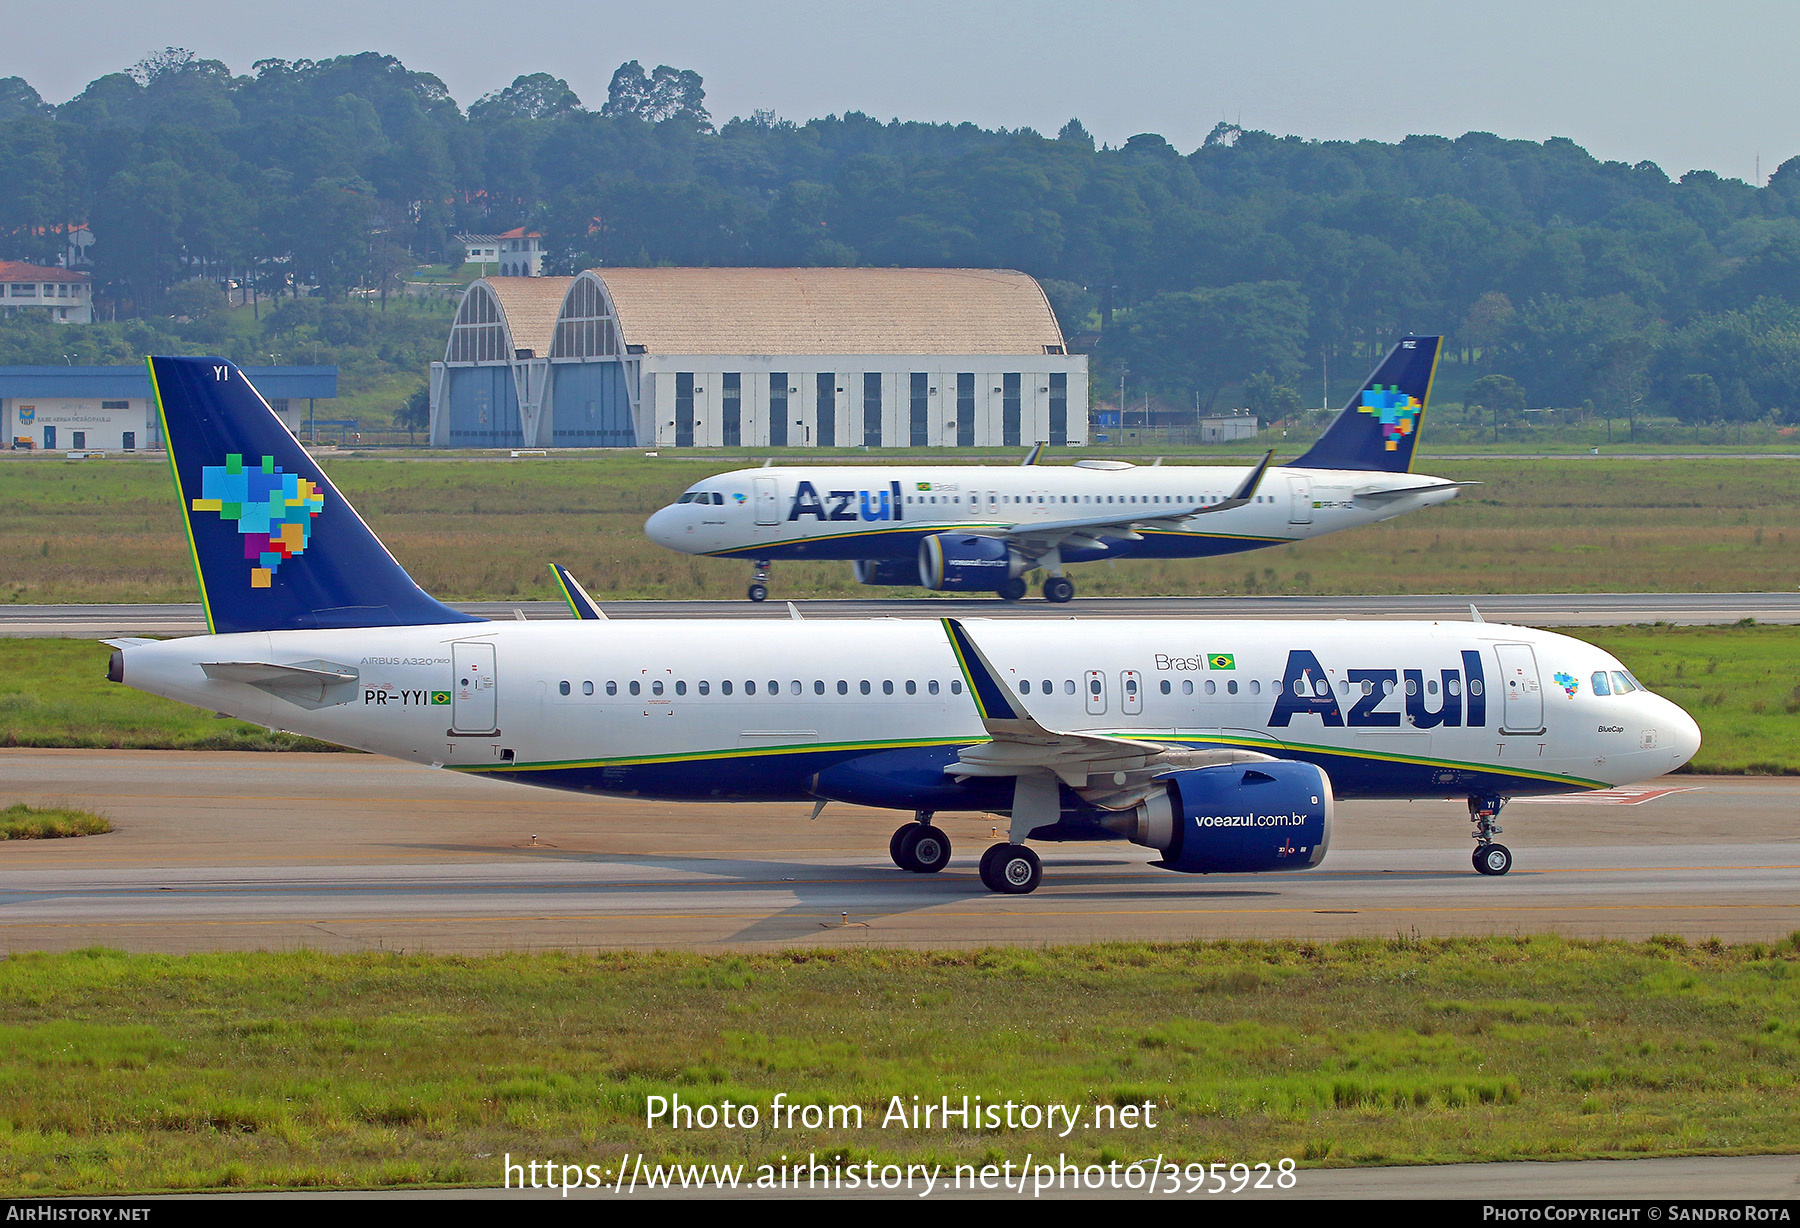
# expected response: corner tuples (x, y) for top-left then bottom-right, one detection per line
(4, 49), (1800, 425)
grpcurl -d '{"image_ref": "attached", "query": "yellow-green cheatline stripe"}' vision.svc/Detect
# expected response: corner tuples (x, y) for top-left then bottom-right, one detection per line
(146, 357), (215, 635)
(456, 728), (1606, 792)
(1146, 731), (1606, 790)
(452, 734), (968, 774)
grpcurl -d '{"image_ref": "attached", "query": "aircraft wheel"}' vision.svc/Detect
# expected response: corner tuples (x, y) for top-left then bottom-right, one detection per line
(1473, 843), (1513, 876)
(997, 578), (1028, 602)
(1043, 576), (1076, 604)
(889, 824), (912, 869)
(906, 825), (952, 874)
(747, 583), (768, 602)
(978, 842), (1042, 894)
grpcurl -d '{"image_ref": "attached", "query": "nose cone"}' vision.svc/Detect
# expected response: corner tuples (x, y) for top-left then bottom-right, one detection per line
(644, 505), (684, 550)
(1669, 706), (1703, 771)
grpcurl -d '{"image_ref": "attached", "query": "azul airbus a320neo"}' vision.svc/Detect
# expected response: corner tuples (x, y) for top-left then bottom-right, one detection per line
(647, 336), (1471, 602)
(110, 357), (1698, 895)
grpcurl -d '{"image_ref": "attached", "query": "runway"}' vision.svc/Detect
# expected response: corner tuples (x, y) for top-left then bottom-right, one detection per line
(2, 750), (1794, 953)
(5, 590), (1800, 636)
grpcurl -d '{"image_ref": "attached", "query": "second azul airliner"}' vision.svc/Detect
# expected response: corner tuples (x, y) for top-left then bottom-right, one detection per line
(646, 336), (1469, 602)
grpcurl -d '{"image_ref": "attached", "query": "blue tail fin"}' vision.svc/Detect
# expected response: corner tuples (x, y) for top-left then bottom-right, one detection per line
(1290, 335), (1441, 473)
(149, 356), (483, 634)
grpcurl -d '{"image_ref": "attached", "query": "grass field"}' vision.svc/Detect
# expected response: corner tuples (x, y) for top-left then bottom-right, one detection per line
(2, 626), (1795, 772)
(1, 938), (1797, 1194)
(2, 455), (1798, 603)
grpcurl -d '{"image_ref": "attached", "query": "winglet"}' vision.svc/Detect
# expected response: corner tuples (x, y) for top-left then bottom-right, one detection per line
(1180, 449), (1275, 520)
(548, 563), (606, 620)
(787, 601), (804, 621)
(1021, 442), (1046, 466)
(1229, 449), (1275, 502)
(942, 617), (1038, 727)
(1469, 603), (1485, 623)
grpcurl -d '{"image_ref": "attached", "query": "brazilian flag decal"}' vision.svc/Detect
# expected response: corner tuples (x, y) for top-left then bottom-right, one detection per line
(1208, 653), (1236, 670)
(430, 691), (452, 705)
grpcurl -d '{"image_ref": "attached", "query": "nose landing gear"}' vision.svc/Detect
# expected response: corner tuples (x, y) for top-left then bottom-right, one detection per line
(1469, 795), (1512, 875)
(747, 559), (772, 602)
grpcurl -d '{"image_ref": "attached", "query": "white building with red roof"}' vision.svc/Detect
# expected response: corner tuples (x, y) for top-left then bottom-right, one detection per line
(0, 262), (92, 323)
(455, 227), (544, 277)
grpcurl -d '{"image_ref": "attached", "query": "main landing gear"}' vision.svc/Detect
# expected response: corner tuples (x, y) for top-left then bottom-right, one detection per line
(747, 559), (772, 603)
(978, 842), (1042, 894)
(889, 812), (952, 874)
(996, 575), (1076, 603)
(1469, 794), (1513, 876)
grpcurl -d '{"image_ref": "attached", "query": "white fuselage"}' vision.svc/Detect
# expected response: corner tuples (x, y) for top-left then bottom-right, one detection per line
(644, 462), (1461, 560)
(116, 617), (1698, 804)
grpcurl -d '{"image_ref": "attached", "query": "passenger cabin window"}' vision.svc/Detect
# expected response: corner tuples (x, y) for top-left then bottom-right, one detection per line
(629, 681), (641, 696)
(583, 681), (594, 696)
(606, 681), (617, 696)
(559, 681), (570, 695)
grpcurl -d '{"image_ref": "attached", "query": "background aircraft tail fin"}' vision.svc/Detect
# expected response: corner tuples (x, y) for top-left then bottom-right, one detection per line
(149, 356), (482, 635)
(1290, 335), (1441, 473)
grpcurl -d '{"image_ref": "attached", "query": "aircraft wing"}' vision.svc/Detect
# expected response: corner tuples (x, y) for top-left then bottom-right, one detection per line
(1353, 479), (1480, 503)
(965, 449), (1274, 560)
(941, 618), (1277, 826)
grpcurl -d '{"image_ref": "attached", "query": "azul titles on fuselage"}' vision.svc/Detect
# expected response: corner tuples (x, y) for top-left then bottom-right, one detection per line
(646, 336), (1471, 603)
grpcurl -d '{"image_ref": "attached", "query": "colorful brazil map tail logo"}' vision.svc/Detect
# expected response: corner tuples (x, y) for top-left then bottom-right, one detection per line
(1358, 384), (1424, 451)
(190, 453), (325, 588)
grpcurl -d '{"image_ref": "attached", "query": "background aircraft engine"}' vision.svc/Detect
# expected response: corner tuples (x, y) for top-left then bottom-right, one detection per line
(1126, 761), (1333, 874)
(853, 559), (920, 587)
(917, 534), (1025, 591)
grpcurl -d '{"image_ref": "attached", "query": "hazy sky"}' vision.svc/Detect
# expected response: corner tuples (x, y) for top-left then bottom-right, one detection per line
(4, 0), (1795, 182)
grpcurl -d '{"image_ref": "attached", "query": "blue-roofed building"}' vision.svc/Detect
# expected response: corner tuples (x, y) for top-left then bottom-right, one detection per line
(1, 365), (337, 451)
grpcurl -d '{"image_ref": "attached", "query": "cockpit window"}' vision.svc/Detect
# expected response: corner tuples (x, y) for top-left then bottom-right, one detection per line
(1611, 671), (1636, 694)
(1591, 671), (1612, 696)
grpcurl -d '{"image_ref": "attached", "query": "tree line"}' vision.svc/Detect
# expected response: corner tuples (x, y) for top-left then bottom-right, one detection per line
(4, 48), (1800, 423)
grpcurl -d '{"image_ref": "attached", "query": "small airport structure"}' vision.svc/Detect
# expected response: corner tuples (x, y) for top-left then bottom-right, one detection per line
(1, 365), (338, 451)
(429, 267), (1088, 450)
(0, 261), (93, 324)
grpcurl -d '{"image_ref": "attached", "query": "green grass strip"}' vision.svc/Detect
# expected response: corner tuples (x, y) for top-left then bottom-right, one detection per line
(2, 938), (1799, 1194)
(0, 804), (110, 839)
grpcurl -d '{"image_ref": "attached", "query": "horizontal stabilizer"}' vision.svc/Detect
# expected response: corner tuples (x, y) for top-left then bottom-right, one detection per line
(1353, 479), (1480, 503)
(200, 659), (361, 709)
(201, 661), (358, 686)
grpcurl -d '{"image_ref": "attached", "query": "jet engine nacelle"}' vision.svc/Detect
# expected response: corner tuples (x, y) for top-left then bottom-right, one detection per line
(853, 559), (920, 587)
(1127, 761), (1332, 874)
(918, 534), (1025, 592)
